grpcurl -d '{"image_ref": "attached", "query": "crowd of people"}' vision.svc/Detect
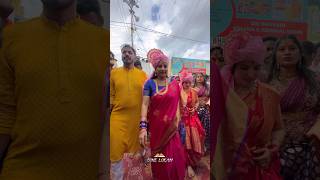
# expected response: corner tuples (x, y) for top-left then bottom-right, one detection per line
(212, 32), (320, 180)
(0, 0), (108, 179)
(110, 45), (211, 179)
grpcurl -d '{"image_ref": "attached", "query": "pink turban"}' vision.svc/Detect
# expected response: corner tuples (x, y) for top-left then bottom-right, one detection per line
(147, 49), (169, 69)
(221, 32), (266, 87)
(180, 70), (193, 83)
(224, 32), (266, 66)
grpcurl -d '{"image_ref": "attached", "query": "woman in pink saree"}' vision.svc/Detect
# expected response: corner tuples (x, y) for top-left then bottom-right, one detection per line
(213, 32), (285, 180)
(139, 49), (186, 180)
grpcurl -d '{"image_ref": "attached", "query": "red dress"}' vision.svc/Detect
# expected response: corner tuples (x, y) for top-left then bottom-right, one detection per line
(181, 90), (205, 167)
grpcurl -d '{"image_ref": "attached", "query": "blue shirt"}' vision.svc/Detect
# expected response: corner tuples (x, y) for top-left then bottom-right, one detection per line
(143, 79), (165, 96)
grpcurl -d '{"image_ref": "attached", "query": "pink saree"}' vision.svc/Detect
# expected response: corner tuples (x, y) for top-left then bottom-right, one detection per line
(148, 80), (186, 180)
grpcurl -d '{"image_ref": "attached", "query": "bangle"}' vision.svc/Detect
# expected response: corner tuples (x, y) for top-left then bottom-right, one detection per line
(140, 121), (148, 129)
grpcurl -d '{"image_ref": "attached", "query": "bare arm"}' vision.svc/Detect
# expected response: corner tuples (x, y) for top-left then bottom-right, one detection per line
(193, 89), (199, 110)
(272, 102), (285, 147)
(139, 96), (150, 147)
(195, 94), (199, 109)
(175, 101), (181, 128)
(141, 96), (150, 121)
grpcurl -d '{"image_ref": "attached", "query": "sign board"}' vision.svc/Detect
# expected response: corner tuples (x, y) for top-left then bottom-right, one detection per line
(171, 57), (210, 75)
(212, 0), (320, 42)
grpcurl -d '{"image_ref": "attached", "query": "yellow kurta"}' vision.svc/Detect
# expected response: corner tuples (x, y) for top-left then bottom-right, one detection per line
(110, 67), (147, 162)
(0, 17), (108, 179)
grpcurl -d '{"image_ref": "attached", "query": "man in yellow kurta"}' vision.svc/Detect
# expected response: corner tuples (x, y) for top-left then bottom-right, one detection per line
(110, 44), (147, 179)
(0, 0), (108, 179)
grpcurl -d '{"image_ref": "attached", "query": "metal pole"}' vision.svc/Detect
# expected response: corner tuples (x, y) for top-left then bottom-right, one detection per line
(131, 8), (134, 48)
(124, 0), (138, 49)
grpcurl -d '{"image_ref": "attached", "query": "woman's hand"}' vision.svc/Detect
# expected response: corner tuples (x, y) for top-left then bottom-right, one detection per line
(251, 147), (272, 168)
(188, 107), (196, 115)
(139, 129), (148, 147)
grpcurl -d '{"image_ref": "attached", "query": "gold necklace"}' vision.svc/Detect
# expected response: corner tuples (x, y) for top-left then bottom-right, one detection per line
(155, 79), (168, 95)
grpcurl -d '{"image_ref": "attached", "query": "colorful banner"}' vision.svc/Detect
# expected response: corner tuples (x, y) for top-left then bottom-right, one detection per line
(235, 0), (307, 22)
(171, 57), (210, 75)
(225, 18), (307, 39)
(211, 0), (319, 42)
(307, 4), (320, 42)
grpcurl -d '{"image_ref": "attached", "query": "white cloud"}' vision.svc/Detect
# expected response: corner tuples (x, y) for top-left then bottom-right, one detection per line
(111, 0), (210, 68)
(182, 44), (210, 60)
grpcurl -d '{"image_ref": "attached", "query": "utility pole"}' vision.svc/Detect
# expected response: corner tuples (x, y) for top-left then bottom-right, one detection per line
(123, 0), (139, 48)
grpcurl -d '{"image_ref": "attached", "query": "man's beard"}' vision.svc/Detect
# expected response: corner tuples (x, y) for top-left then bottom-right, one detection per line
(41, 0), (75, 10)
(122, 56), (133, 65)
